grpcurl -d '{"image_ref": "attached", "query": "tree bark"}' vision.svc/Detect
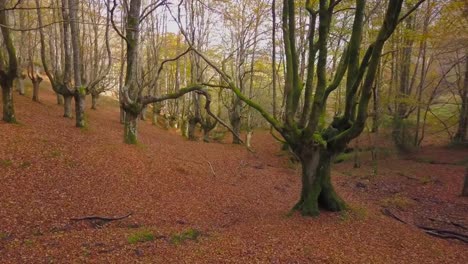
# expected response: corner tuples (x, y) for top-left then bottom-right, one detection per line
(16, 76), (25, 95)
(91, 93), (99, 110)
(63, 95), (73, 118)
(124, 111), (138, 144)
(188, 117), (198, 141)
(75, 93), (86, 127)
(454, 51), (468, 143)
(230, 104), (241, 144)
(57, 94), (64, 105)
(1, 83), (16, 123)
(293, 147), (346, 216)
(32, 79), (42, 102)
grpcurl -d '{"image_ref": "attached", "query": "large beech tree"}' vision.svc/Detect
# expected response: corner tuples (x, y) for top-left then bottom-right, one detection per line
(190, 0), (413, 216)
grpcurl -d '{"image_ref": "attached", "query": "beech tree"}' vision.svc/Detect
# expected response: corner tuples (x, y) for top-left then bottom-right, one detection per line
(0, 0), (18, 123)
(190, 0), (414, 216)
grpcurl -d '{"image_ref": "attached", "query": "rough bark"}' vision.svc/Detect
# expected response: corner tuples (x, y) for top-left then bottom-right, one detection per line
(63, 95), (73, 118)
(57, 94), (64, 105)
(293, 147), (346, 216)
(124, 111), (138, 144)
(1, 83), (15, 123)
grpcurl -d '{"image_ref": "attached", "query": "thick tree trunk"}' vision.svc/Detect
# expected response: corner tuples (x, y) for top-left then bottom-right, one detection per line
(1, 83), (16, 123)
(75, 93), (86, 127)
(124, 110), (138, 144)
(293, 148), (346, 216)
(32, 79), (41, 102)
(91, 93), (99, 110)
(63, 95), (73, 118)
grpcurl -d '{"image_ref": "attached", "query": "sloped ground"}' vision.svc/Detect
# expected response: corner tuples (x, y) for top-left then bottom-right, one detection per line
(0, 85), (467, 263)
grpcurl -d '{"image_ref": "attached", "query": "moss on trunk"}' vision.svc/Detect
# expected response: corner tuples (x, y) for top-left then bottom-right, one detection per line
(124, 111), (138, 144)
(294, 148), (346, 216)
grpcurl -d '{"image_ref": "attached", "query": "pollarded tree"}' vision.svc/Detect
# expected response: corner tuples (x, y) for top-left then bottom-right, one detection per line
(0, 0), (18, 123)
(114, 0), (233, 144)
(191, 0), (413, 216)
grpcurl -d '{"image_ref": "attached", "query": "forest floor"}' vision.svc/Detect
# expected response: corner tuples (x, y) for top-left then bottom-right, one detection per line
(1, 85), (467, 263)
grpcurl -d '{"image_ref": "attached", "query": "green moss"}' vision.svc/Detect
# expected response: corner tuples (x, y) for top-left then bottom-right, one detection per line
(339, 205), (368, 222)
(1, 159), (13, 167)
(313, 132), (327, 147)
(170, 228), (201, 245)
(127, 230), (154, 244)
(77, 86), (87, 96)
(20, 161), (31, 168)
(381, 194), (414, 210)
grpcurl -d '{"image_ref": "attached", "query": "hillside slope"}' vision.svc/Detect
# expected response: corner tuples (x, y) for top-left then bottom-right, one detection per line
(1, 86), (467, 263)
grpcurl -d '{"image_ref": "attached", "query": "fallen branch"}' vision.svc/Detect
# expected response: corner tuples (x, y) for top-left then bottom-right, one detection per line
(382, 208), (468, 244)
(417, 225), (468, 243)
(428, 217), (467, 230)
(71, 212), (132, 222)
(207, 161), (216, 177)
(381, 208), (407, 224)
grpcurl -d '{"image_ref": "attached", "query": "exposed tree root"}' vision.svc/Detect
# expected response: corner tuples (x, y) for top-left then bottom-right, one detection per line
(382, 208), (468, 244)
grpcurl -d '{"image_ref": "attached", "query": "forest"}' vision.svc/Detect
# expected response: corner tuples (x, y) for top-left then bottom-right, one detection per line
(0, 0), (467, 262)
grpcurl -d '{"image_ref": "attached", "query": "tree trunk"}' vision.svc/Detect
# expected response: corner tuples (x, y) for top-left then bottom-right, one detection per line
(57, 94), (64, 105)
(203, 128), (210, 142)
(91, 93), (99, 110)
(462, 168), (468, 197)
(140, 105), (147, 121)
(120, 106), (125, 124)
(454, 52), (468, 143)
(246, 131), (253, 148)
(16, 76), (25, 95)
(124, 110), (138, 144)
(32, 79), (41, 102)
(230, 107), (241, 144)
(188, 117), (198, 141)
(293, 148), (346, 216)
(151, 103), (158, 125)
(75, 93), (86, 127)
(63, 95), (73, 118)
(1, 83), (16, 123)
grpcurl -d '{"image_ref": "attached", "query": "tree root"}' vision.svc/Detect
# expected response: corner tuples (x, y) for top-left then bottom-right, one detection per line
(382, 208), (468, 244)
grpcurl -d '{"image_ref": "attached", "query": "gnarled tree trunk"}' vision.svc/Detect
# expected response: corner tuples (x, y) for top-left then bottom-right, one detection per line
(293, 146), (346, 216)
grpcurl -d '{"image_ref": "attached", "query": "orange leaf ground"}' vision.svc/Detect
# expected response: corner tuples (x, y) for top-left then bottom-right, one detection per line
(1, 85), (467, 263)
